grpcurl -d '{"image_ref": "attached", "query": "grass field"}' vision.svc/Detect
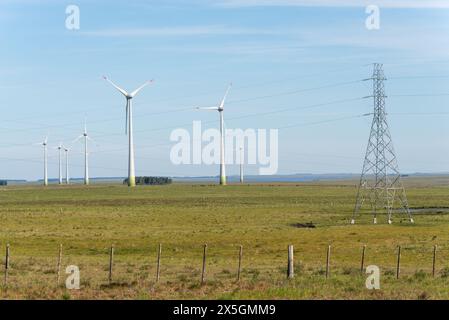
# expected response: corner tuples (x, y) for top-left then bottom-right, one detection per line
(1, 177), (449, 300)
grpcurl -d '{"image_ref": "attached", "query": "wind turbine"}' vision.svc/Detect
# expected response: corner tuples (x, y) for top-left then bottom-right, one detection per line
(63, 145), (70, 185)
(73, 121), (91, 185)
(103, 76), (153, 187)
(197, 84), (232, 186)
(34, 137), (49, 186)
(239, 147), (244, 184)
(57, 143), (63, 185)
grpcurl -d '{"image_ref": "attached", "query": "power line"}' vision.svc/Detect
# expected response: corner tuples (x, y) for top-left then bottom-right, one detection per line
(389, 75), (449, 80)
(276, 114), (370, 130)
(389, 93), (449, 97)
(0, 111), (371, 162)
(0, 69), (368, 125)
(3, 92), (449, 151)
(225, 80), (364, 105)
(390, 112), (449, 116)
(0, 79), (365, 135)
(1, 77), (447, 135)
(95, 97), (367, 138)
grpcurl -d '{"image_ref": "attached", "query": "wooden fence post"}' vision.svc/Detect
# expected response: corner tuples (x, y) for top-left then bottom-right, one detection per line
(396, 245), (401, 279)
(201, 244), (207, 285)
(360, 245), (366, 273)
(57, 244), (63, 286)
(4, 244), (10, 286)
(237, 245), (243, 282)
(432, 245), (437, 278)
(109, 245), (114, 285)
(325, 245), (331, 279)
(156, 243), (162, 283)
(287, 245), (294, 279)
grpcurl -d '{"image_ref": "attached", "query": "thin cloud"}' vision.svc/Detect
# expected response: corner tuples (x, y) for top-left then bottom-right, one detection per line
(81, 25), (281, 37)
(215, 0), (449, 9)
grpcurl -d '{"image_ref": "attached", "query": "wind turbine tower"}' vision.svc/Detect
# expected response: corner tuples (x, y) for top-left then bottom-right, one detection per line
(57, 143), (63, 185)
(74, 121), (91, 185)
(37, 137), (49, 186)
(197, 84), (232, 186)
(239, 147), (244, 184)
(103, 76), (153, 187)
(63, 146), (70, 185)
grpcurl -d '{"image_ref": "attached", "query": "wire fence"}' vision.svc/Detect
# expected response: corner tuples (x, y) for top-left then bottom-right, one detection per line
(2, 242), (449, 291)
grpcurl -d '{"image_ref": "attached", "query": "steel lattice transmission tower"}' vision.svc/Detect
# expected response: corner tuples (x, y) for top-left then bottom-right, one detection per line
(351, 63), (414, 225)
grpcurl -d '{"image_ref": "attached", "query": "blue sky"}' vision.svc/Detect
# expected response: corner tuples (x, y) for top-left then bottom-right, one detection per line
(0, 0), (448, 180)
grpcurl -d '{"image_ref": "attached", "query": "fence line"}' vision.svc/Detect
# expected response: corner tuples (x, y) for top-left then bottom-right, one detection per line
(156, 243), (162, 283)
(108, 245), (114, 285)
(56, 244), (63, 286)
(432, 245), (437, 278)
(360, 245), (366, 274)
(326, 245), (331, 279)
(4, 244), (9, 287)
(237, 245), (243, 282)
(1, 242), (448, 290)
(287, 245), (294, 279)
(396, 245), (402, 279)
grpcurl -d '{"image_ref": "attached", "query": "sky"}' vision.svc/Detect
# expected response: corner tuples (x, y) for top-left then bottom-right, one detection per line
(0, 0), (448, 180)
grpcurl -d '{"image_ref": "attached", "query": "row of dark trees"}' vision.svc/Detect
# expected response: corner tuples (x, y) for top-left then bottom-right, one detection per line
(0, 180), (7, 186)
(123, 177), (172, 186)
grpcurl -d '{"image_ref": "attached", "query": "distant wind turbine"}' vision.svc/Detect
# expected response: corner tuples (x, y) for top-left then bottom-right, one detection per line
(197, 83), (232, 186)
(57, 143), (63, 185)
(74, 121), (92, 185)
(34, 137), (49, 186)
(63, 145), (70, 185)
(103, 76), (153, 187)
(239, 147), (244, 184)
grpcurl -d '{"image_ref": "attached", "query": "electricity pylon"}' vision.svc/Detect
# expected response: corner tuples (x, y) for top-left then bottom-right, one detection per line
(351, 63), (414, 225)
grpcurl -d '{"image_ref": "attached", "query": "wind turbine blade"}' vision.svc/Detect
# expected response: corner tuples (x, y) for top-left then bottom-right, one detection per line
(61, 143), (70, 150)
(72, 135), (84, 143)
(219, 83), (232, 110)
(130, 80), (153, 97)
(197, 106), (219, 111)
(87, 136), (100, 147)
(103, 76), (129, 97)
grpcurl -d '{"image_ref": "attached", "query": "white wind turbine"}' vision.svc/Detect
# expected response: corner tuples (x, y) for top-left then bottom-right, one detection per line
(197, 84), (232, 186)
(34, 137), (49, 186)
(57, 143), (63, 185)
(73, 121), (92, 185)
(103, 76), (153, 187)
(63, 145), (70, 185)
(239, 146), (244, 184)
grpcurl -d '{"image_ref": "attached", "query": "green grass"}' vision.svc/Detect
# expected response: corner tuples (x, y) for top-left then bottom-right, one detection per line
(0, 177), (449, 299)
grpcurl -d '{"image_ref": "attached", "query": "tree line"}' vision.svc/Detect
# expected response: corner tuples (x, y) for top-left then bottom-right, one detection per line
(123, 177), (172, 185)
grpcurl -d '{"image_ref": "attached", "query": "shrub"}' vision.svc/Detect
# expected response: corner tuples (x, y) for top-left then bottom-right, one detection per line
(123, 177), (172, 185)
